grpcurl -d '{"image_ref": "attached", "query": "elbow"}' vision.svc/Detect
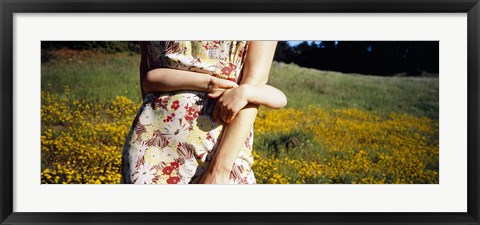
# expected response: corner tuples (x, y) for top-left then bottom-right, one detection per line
(142, 71), (152, 93)
(270, 93), (287, 109)
(142, 70), (159, 93)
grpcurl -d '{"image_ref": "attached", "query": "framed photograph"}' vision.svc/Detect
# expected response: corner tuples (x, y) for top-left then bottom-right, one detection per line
(1, 0), (479, 224)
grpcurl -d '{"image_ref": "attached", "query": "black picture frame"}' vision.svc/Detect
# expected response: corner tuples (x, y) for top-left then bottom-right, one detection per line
(1, 0), (479, 224)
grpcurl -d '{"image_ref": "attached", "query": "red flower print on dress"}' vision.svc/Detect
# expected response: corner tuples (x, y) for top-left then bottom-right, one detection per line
(206, 132), (215, 142)
(132, 163), (155, 184)
(175, 157), (185, 165)
(171, 100), (180, 110)
(153, 164), (162, 172)
(221, 63), (237, 78)
(238, 48), (244, 58)
(197, 152), (207, 161)
(151, 174), (161, 183)
(189, 57), (202, 66)
(177, 143), (195, 159)
(230, 163), (247, 184)
(145, 130), (169, 148)
(221, 67), (233, 76)
(171, 162), (179, 169)
(161, 118), (191, 144)
(155, 96), (171, 110)
(134, 123), (146, 141)
(184, 105), (200, 121)
(135, 156), (145, 170)
(162, 166), (173, 175)
(203, 43), (211, 50)
(164, 41), (181, 54)
(167, 176), (181, 184)
(163, 113), (176, 123)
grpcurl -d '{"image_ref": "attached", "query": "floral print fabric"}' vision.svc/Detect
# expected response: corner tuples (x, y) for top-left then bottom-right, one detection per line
(121, 41), (256, 184)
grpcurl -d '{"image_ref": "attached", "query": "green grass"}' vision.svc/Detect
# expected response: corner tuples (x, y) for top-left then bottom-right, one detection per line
(42, 52), (438, 119)
(268, 62), (439, 119)
(41, 51), (142, 102)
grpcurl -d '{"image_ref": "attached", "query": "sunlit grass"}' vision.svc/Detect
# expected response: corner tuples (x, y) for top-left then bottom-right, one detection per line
(269, 62), (439, 119)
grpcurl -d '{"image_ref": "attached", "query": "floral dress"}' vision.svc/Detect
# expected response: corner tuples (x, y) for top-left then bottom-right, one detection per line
(121, 41), (256, 184)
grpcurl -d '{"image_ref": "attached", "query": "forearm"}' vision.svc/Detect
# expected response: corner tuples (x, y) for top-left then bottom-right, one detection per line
(143, 68), (212, 94)
(244, 84), (287, 109)
(209, 84), (286, 171)
(209, 104), (258, 172)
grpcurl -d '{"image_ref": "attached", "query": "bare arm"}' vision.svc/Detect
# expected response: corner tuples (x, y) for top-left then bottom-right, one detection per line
(200, 41), (278, 184)
(244, 84), (287, 109)
(139, 41), (238, 99)
(209, 83), (287, 123)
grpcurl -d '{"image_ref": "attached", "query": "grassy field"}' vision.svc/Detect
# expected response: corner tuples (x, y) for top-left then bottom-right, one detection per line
(41, 50), (439, 184)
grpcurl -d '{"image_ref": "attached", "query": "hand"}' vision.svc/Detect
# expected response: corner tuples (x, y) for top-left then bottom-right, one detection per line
(210, 84), (253, 123)
(198, 168), (230, 184)
(207, 77), (238, 97)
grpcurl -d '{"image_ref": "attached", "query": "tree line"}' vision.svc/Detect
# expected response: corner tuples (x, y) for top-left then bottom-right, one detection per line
(274, 41), (439, 76)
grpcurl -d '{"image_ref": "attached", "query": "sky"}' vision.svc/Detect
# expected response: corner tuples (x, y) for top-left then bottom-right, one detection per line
(287, 41), (320, 46)
(287, 41), (339, 48)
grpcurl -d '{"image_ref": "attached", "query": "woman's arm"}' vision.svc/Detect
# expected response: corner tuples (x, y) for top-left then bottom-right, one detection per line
(210, 84), (287, 123)
(139, 42), (238, 99)
(143, 68), (239, 94)
(199, 41), (278, 184)
(244, 84), (287, 109)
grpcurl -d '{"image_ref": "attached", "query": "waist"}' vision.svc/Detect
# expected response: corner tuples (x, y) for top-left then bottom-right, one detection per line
(142, 91), (216, 117)
(143, 90), (206, 103)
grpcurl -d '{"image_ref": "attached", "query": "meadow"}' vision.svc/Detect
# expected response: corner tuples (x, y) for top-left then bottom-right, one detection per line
(41, 50), (439, 184)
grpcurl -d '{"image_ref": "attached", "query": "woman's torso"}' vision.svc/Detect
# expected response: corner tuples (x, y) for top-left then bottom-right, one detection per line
(121, 41), (255, 184)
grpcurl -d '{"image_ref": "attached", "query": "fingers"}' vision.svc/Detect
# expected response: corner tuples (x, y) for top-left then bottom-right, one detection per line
(208, 90), (223, 99)
(219, 78), (239, 89)
(222, 104), (242, 124)
(226, 81), (239, 89)
(215, 100), (243, 124)
(208, 78), (238, 100)
(213, 100), (233, 124)
(225, 103), (241, 123)
(210, 87), (245, 124)
(212, 77), (238, 89)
